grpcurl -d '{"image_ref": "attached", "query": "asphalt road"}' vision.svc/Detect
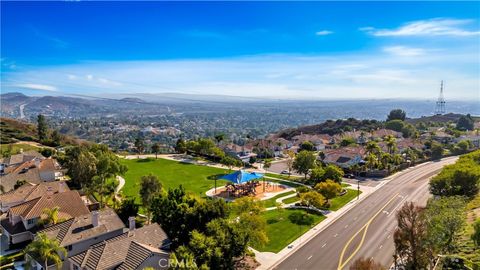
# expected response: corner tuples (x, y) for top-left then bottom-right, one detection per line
(273, 156), (458, 270)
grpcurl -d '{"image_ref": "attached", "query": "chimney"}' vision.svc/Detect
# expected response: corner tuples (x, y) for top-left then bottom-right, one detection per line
(92, 211), (99, 227)
(128, 216), (136, 231)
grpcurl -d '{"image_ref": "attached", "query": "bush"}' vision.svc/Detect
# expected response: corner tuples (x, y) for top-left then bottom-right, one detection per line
(288, 212), (315, 226)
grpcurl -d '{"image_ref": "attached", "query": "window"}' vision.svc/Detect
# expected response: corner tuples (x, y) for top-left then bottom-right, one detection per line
(27, 218), (37, 225)
(67, 245), (72, 251)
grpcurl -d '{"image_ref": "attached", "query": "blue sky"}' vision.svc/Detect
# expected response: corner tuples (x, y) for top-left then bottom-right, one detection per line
(1, 1), (479, 100)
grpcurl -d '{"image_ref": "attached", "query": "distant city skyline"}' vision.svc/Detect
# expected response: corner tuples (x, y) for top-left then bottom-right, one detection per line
(1, 1), (479, 100)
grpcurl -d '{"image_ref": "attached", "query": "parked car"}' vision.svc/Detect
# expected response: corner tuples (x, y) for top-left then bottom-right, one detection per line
(281, 170), (290, 175)
(345, 173), (355, 179)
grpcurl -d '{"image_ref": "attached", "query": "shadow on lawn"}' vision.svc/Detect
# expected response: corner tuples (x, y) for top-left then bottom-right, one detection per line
(207, 174), (226, 180)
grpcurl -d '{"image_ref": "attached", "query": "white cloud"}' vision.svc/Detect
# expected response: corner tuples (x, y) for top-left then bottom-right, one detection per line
(2, 46), (478, 100)
(15, 83), (57, 92)
(315, 30), (333, 36)
(67, 74), (77, 80)
(383, 46), (426, 56)
(361, 18), (480, 37)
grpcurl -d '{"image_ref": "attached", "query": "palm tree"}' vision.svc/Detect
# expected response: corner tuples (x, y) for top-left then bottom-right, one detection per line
(365, 153), (378, 171)
(392, 154), (403, 166)
(41, 207), (60, 226)
(25, 233), (67, 270)
(366, 141), (380, 155)
(384, 135), (397, 154)
(380, 152), (392, 170)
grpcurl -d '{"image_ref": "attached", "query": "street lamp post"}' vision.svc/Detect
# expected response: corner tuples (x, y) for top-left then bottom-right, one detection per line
(357, 179), (360, 200)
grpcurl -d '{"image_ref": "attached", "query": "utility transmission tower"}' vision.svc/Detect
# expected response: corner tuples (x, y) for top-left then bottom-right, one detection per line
(435, 80), (446, 115)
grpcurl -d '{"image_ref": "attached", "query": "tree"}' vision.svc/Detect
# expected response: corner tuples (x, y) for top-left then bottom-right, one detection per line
(299, 141), (315, 152)
(455, 140), (470, 154)
(384, 135), (397, 154)
(293, 150), (317, 179)
(284, 150), (295, 175)
(220, 155), (241, 171)
(392, 154), (403, 166)
(91, 146), (128, 208)
(350, 257), (385, 270)
(401, 123), (417, 139)
(315, 180), (341, 203)
(456, 114), (474, 131)
(424, 197), (465, 253)
(25, 233), (67, 270)
(117, 197), (139, 225)
(472, 218), (480, 247)
(37, 114), (48, 142)
(309, 166), (325, 183)
(300, 191), (325, 209)
(385, 120), (405, 133)
(14, 179), (27, 189)
(65, 146), (98, 189)
(134, 137), (145, 156)
(50, 130), (62, 147)
(430, 142), (443, 160)
(366, 153), (378, 171)
(41, 207), (60, 226)
(340, 137), (356, 147)
(323, 164), (344, 183)
(366, 141), (380, 155)
(430, 164), (480, 197)
(175, 138), (187, 154)
(151, 143), (161, 159)
(387, 109), (406, 121)
(394, 202), (429, 270)
(140, 174), (162, 224)
(214, 134), (225, 145)
(40, 148), (54, 158)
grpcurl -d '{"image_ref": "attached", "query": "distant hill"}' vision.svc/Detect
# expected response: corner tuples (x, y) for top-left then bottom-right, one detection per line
(0, 117), (85, 146)
(405, 113), (468, 124)
(277, 118), (383, 139)
(119, 97), (145, 103)
(0, 117), (38, 144)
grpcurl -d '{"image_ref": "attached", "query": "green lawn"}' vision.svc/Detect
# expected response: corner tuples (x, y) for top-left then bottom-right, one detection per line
(253, 208), (326, 253)
(329, 189), (361, 211)
(0, 143), (40, 157)
(119, 158), (229, 201)
(262, 191), (296, 208)
(265, 173), (303, 181)
(282, 195), (300, 204)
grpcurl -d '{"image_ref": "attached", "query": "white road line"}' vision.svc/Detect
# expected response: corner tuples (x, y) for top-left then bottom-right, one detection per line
(379, 245), (383, 249)
(307, 255), (313, 260)
(321, 243), (327, 248)
(345, 224), (349, 228)
(387, 234), (391, 239)
(334, 233), (338, 238)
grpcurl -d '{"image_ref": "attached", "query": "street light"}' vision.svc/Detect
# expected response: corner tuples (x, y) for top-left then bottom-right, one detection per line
(357, 179), (360, 200)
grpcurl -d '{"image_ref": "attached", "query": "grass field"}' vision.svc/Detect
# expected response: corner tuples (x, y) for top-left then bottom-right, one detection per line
(119, 158), (229, 201)
(282, 195), (300, 204)
(329, 189), (361, 211)
(262, 191), (296, 208)
(253, 208), (326, 253)
(265, 173), (303, 181)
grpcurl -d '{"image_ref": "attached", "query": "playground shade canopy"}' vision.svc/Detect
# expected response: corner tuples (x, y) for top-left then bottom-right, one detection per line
(220, 170), (264, 184)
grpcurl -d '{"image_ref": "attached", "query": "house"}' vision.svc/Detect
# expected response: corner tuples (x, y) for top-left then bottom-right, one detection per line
(69, 223), (170, 270)
(0, 158), (64, 192)
(222, 144), (257, 163)
(322, 146), (366, 169)
(0, 190), (90, 247)
(292, 134), (330, 151)
(0, 181), (69, 213)
(26, 209), (126, 270)
(0, 150), (44, 169)
(454, 134), (480, 148)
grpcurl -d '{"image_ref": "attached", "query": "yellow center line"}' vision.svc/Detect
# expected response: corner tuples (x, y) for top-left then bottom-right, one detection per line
(337, 193), (399, 270)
